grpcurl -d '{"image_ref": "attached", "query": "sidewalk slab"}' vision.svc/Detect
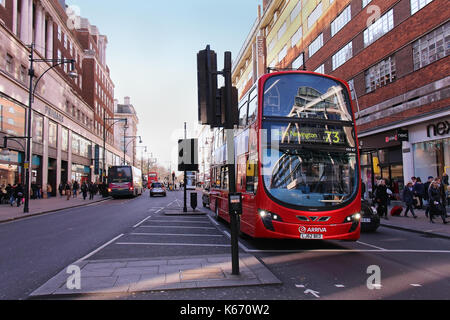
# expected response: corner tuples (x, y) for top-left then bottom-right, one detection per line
(380, 206), (450, 239)
(29, 254), (281, 297)
(0, 195), (109, 224)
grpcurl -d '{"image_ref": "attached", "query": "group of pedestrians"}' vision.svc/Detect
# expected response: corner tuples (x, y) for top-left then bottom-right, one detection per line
(0, 184), (24, 207)
(58, 181), (102, 201)
(372, 174), (448, 224)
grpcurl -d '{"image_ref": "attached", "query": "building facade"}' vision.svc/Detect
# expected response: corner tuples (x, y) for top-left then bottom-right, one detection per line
(114, 96), (140, 167)
(232, 0), (449, 197)
(0, 0), (128, 195)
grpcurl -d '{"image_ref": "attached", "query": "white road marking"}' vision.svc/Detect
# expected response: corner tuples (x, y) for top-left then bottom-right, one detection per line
(357, 241), (387, 251)
(304, 289), (320, 298)
(146, 220), (211, 224)
(75, 233), (124, 263)
(207, 214), (220, 226)
(133, 216), (152, 228)
(335, 284), (346, 288)
(295, 284), (306, 288)
(116, 242), (231, 247)
(139, 225), (216, 230)
(130, 233), (224, 237)
(410, 284), (422, 287)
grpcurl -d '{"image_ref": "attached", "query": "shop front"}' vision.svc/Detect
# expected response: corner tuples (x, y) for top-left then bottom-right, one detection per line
(359, 129), (406, 199)
(405, 117), (450, 181)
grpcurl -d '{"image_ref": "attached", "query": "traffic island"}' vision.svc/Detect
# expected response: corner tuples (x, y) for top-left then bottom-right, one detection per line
(29, 254), (281, 297)
(163, 208), (206, 216)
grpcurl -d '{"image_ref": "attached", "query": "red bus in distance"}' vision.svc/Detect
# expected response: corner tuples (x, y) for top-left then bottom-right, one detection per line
(209, 71), (361, 241)
(147, 172), (158, 189)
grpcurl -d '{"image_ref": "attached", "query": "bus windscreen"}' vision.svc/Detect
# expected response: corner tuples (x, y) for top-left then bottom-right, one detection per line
(109, 166), (132, 183)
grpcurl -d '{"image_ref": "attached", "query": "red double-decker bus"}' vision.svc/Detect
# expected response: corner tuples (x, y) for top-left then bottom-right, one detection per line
(147, 172), (158, 189)
(209, 71), (361, 240)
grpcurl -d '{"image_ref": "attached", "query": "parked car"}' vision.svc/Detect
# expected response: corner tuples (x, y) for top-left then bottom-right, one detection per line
(360, 199), (380, 232)
(150, 182), (166, 197)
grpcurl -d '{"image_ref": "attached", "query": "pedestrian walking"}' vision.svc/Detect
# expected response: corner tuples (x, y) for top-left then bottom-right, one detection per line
(413, 177), (425, 209)
(375, 179), (389, 220)
(14, 184), (24, 207)
(58, 183), (64, 197)
(81, 182), (88, 200)
(428, 181), (447, 224)
(47, 184), (53, 198)
(73, 180), (79, 198)
(88, 182), (95, 200)
(424, 176), (433, 217)
(65, 182), (72, 201)
(403, 182), (417, 218)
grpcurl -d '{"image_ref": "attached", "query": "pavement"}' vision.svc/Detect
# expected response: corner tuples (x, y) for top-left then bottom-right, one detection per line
(381, 204), (450, 240)
(30, 254), (281, 297)
(0, 194), (109, 223)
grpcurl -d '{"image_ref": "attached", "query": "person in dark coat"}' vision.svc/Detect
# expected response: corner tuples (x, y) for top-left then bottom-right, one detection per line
(428, 181), (447, 224)
(424, 176), (433, 218)
(375, 179), (389, 220)
(88, 182), (95, 200)
(403, 182), (417, 218)
(413, 177), (425, 209)
(81, 182), (88, 200)
(14, 184), (24, 207)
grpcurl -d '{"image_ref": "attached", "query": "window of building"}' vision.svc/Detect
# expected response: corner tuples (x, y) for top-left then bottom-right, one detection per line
(48, 121), (57, 148)
(332, 41), (353, 70)
(411, 0), (433, 15)
(278, 44), (288, 62)
(412, 22), (449, 70)
(292, 53), (304, 70)
(32, 113), (44, 144)
(308, 2), (323, 29)
(364, 9), (394, 47)
(278, 21), (287, 40)
(291, 26), (302, 47)
(290, 1), (302, 23)
(331, 6), (351, 37)
(5, 54), (13, 74)
(57, 25), (61, 41)
(61, 127), (69, 152)
(19, 65), (27, 83)
(309, 33), (323, 57)
(315, 64), (325, 74)
(365, 56), (396, 93)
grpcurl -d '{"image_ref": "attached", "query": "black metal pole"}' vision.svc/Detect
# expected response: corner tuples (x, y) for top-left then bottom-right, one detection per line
(24, 44), (35, 214)
(224, 51), (239, 275)
(183, 122), (187, 212)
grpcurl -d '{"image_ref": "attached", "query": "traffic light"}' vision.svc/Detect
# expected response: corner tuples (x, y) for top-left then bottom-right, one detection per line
(178, 139), (199, 172)
(219, 86), (239, 128)
(197, 46), (219, 127)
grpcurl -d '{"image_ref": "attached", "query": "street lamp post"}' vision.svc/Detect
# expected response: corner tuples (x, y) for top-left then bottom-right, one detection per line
(24, 43), (77, 213)
(103, 116), (127, 183)
(123, 136), (142, 165)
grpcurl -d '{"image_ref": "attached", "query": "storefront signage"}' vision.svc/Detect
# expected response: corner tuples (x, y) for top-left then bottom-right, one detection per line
(427, 120), (450, 138)
(44, 106), (64, 123)
(385, 129), (409, 143)
(94, 145), (100, 175)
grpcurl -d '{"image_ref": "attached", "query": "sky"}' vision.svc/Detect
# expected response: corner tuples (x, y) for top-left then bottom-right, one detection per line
(66, 0), (261, 172)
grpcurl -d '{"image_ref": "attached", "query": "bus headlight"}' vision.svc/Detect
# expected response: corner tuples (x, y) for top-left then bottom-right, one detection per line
(259, 209), (283, 231)
(343, 213), (361, 233)
(343, 213), (361, 223)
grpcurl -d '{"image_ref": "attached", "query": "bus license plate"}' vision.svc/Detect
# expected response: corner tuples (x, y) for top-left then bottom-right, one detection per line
(301, 234), (324, 240)
(362, 218), (371, 223)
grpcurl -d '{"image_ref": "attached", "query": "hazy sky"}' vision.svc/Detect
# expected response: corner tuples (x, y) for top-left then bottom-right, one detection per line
(66, 0), (261, 171)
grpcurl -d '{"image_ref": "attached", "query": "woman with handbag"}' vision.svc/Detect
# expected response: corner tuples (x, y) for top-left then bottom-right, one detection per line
(428, 181), (447, 224)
